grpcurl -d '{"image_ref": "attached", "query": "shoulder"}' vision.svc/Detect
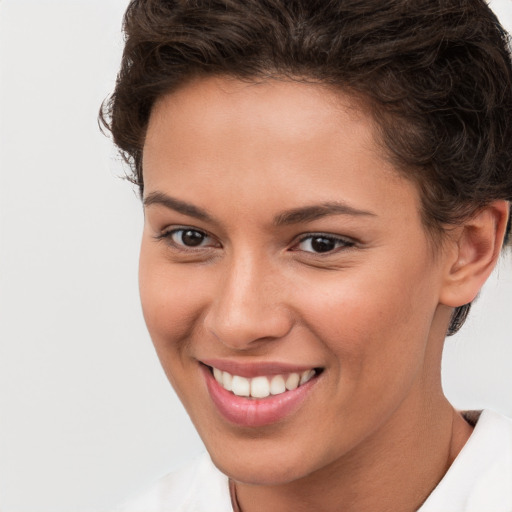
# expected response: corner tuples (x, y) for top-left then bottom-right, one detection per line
(116, 452), (232, 512)
(419, 409), (512, 512)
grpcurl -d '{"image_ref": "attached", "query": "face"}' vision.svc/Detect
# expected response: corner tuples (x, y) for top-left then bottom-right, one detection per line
(139, 76), (452, 485)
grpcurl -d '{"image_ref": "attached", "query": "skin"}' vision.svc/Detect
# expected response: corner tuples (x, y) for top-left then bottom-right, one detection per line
(139, 76), (508, 511)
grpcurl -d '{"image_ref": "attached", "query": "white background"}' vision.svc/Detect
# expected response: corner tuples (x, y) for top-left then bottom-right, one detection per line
(0, 1), (511, 511)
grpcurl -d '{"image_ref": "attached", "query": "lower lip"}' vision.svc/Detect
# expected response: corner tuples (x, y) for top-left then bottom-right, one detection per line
(201, 365), (319, 428)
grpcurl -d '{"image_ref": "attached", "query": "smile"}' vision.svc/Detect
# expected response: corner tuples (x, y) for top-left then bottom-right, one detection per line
(211, 366), (317, 399)
(201, 362), (323, 427)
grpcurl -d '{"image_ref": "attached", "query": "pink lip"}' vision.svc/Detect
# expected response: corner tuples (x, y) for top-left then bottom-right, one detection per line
(200, 364), (320, 428)
(201, 358), (318, 378)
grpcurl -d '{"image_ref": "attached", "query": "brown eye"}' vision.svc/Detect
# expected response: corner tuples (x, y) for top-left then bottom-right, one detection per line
(180, 230), (205, 246)
(296, 235), (354, 254)
(168, 228), (214, 248)
(311, 237), (336, 253)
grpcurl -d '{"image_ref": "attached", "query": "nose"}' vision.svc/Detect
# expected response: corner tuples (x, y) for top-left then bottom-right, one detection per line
(203, 252), (293, 350)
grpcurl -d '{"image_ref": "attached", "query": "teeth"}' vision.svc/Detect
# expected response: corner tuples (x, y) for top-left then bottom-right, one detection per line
(213, 367), (223, 384)
(270, 375), (286, 395)
(222, 371), (233, 391)
(231, 375), (250, 397)
(250, 376), (270, 398)
(211, 367), (318, 398)
(300, 369), (315, 385)
(285, 372), (300, 391)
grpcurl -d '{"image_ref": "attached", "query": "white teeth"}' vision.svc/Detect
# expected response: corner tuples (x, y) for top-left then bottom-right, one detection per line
(213, 367), (223, 384)
(285, 372), (300, 391)
(231, 375), (250, 397)
(222, 371), (233, 391)
(212, 367), (318, 398)
(300, 369), (315, 385)
(270, 375), (286, 395)
(250, 376), (270, 398)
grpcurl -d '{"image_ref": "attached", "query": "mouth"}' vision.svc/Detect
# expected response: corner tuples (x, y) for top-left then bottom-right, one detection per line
(208, 365), (321, 399)
(200, 362), (323, 427)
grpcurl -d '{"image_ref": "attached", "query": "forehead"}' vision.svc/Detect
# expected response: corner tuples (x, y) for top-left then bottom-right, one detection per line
(146, 76), (373, 158)
(142, 76), (421, 227)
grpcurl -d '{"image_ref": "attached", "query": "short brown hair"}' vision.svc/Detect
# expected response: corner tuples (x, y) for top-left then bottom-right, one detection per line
(101, 0), (512, 334)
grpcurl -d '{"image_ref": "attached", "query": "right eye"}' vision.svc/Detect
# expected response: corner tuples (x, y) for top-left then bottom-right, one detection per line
(158, 227), (220, 250)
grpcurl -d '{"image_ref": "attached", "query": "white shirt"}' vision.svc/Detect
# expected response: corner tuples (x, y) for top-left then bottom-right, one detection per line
(418, 409), (512, 511)
(117, 453), (232, 512)
(117, 409), (512, 512)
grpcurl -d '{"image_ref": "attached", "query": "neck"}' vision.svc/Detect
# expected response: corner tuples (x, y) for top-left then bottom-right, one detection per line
(233, 395), (473, 512)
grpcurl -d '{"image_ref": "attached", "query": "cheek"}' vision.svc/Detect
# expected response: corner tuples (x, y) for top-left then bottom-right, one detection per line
(138, 245), (213, 403)
(297, 257), (439, 383)
(138, 244), (208, 350)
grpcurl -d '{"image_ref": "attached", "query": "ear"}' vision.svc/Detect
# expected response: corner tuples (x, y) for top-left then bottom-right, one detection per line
(440, 200), (510, 308)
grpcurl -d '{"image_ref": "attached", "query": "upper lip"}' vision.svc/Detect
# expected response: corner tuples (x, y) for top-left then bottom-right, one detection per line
(200, 358), (321, 378)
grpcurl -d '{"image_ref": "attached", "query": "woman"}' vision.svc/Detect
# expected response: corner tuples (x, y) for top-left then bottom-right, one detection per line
(103, 0), (512, 510)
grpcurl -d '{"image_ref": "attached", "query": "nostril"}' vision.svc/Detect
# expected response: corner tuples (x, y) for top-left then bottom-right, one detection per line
(204, 307), (294, 350)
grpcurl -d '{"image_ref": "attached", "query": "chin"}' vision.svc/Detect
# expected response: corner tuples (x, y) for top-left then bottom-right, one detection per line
(212, 453), (310, 486)
(202, 429), (330, 486)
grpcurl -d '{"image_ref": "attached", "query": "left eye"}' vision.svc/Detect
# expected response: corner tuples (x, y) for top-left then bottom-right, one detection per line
(295, 235), (353, 254)
(168, 228), (216, 248)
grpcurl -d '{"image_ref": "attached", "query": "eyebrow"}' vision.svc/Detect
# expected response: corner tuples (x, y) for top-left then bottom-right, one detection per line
(144, 192), (214, 222)
(144, 192), (376, 225)
(273, 202), (376, 226)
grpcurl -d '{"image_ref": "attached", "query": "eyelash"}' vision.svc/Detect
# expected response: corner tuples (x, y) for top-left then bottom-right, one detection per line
(293, 233), (356, 254)
(155, 227), (219, 250)
(156, 227), (355, 255)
